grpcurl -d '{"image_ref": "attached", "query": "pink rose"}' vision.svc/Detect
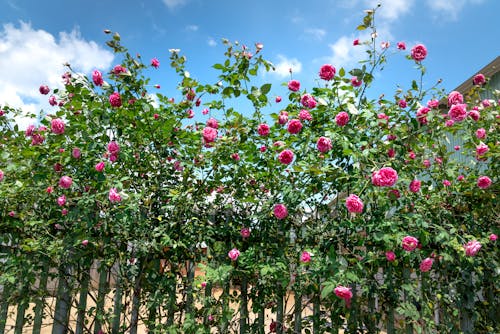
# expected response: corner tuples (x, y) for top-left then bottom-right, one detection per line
(186, 109), (194, 118)
(298, 109), (312, 121)
(489, 234), (498, 241)
(387, 148), (395, 158)
(402, 236), (419, 251)
(410, 44), (427, 62)
(57, 195), (66, 206)
(231, 153), (240, 161)
(335, 112), (349, 126)
(427, 99), (439, 108)
(316, 137), (332, 153)
(300, 251), (311, 263)
(372, 167), (398, 187)
(109, 92), (122, 107)
(477, 176), (492, 189)
(448, 104), (467, 122)
(278, 111), (288, 125)
(49, 95), (57, 106)
(112, 65), (127, 75)
(59, 176), (73, 189)
(380, 41), (390, 49)
(442, 180), (451, 187)
(257, 123), (270, 136)
(397, 41), (406, 50)
(353, 39), (360, 46)
(202, 108), (209, 115)
(476, 142), (489, 157)
(473, 73), (485, 86)
(151, 58), (160, 68)
(206, 118), (219, 129)
(39, 85), (50, 95)
(319, 64), (336, 81)
(468, 110), (480, 121)
(454, 145), (460, 151)
(260, 145), (267, 152)
(482, 99), (491, 107)
(82, 240), (89, 246)
(351, 76), (362, 87)
(109, 188), (122, 202)
(288, 80), (300, 92)
(409, 179), (421, 193)
(240, 227), (250, 238)
(345, 194), (363, 213)
(398, 99), (407, 108)
(445, 119), (455, 127)
(301, 94), (317, 109)
(334, 286), (352, 301)
(72, 148), (81, 159)
(385, 251), (396, 262)
(416, 106), (430, 124)
(476, 128), (486, 139)
(419, 257), (433, 272)
(287, 119), (303, 134)
(273, 204), (288, 219)
(0, 170), (4, 182)
(92, 70), (103, 86)
(203, 127), (218, 143)
(464, 240), (481, 256)
(107, 141), (120, 154)
(457, 175), (465, 181)
(278, 149), (294, 164)
(51, 118), (65, 135)
(25, 124), (35, 137)
(423, 159), (431, 168)
(447, 91), (464, 106)
(228, 248), (240, 261)
(95, 162), (105, 172)
(275, 96), (282, 103)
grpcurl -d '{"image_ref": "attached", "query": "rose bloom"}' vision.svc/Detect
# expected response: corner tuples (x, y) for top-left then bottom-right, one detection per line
(260, 145), (267, 152)
(57, 195), (66, 207)
(92, 70), (103, 86)
(59, 176), (73, 189)
(301, 94), (317, 109)
(457, 175), (465, 181)
(397, 41), (406, 50)
(468, 110), (480, 121)
(416, 106), (430, 124)
(385, 251), (396, 262)
(409, 179), (421, 193)
(420, 258), (434, 273)
(489, 234), (498, 241)
(473, 73), (486, 85)
(423, 159), (431, 168)
(300, 251), (312, 263)
(240, 227), (250, 238)
(398, 99), (407, 108)
(206, 118), (219, 129)
(345, 194), (363, 213)
(186, 109), (194, 118)
(334, 286), (352, 301)
(109, 188), (122, 202)
(288, 79), (300, 92)
(408, 151), (416, 160)
(447, 91), (464, 106)
(387, 148), (395, 158)
(411, 44), (427, 62)
(372, 167), (398, 187)
(402, 236), (419, 251)
(482, 99), (491, 107)
(95, 162), (105, 172)
(351, 76), (362, 87)
(275, 96), (282, 103)
(287, 119), (303, 134)
(109, 92), (122, 107)
(319, 64), (336, 80)
(228, 248), (240, 261)
(0, 170), (3, 182)
(273, 204), (288, 219)
(380, 41), (390, 49)
(278, 149), (294, 164)
(445, 119), (455, 127)
(317, 137), (332, 153)
(51, 118), (65, 135)
(151, 57), (160, 68)
(464, 240), (481, 257)
(231, 153), (240, 161)
(112, 65), (127, 75)
(278, 111), (288, 125)
(477, 176), (492, 189)
(454, 145), (460, 151)
(257, 123), (270, 136)
(387, 189), (400, 199)
(448, 104), (467, 122)
(335, 112), (349, 126)
(107, 141), (120, 154)
(442, 180), (451, 187)
(72, 148), (81, 159)
(427, 99), (439, 108)
(299, 109), (312, 121)
(39, 85), (50, 95)
(353, 39), (360, 46)
(476, 128), (486, 139)
(203, 127), (218, 143)
(476, 142), (489, 157)
(49, 95), (57, 106)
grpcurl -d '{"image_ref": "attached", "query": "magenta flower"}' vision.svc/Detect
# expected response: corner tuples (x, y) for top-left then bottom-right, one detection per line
(477, 176), (492, 189)
(92, 70), (103, 86)
(464, 240), (481, 257)
(299, 109), (312, 121)
(72, 148), (81, 159)
(278, 111), (289, 125)
(345, 194), (364, 213)
(385, 251), (396, 262)
(335, 112), (349, 126)
(319, 64), (336, 81)
(316, 137), (332, 153)
(287, 80), (300, 92)
(59, 176), (73, 189)
(489, 234), (498, 241)
(57, 195), (66, 207)
(300, 251), (311, 263)
(287, 119), (303, 134)
(473, 73), (486, 85)
(447, 91), (464, 106)
(273, 204), (288, 219)
(397, 41), (406, 50)
(107, 141), (120, 154)
(228, 248), (240, 261)
(372, 167), (398, 187)
(109, 188), (122, 203)
(448, 104), (467, 122)
(51, 118), (65, 135)
(334, 286), (353, 301)
(402, 236), (419, 251)
(95, 162), (105, 172)
(257, 123), (270, 136)
(109, 92), (122, 107)
(206, 118), (219, 129)
(351, 76), (362, 87)
(203, 127), (218, 143)
(39, 85), (50, 95)
(301, 94), (317, 109)
(410, 44), (427, 62)
(409, 179), (421, 193)
(0, 170), (4, 182)
(398, 99), (407, 108)
(240, 227), (250, 238)
(476, 142), (489, 157)
(278, 149), (294, 164)
(419, 257), (433, 272)
(151, 58), (160, 68)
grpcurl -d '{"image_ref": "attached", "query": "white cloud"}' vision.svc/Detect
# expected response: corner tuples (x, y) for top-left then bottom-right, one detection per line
(270, 55), (302, 78)
(304, 28), (326, 41)
(0, 22), (114, 128)
(365, 0), (415, 22)
(207, 37), (217, 47)
(162, 0), (188, 10)
(185, 25), (199, 32)
(425, 0), (484, 20)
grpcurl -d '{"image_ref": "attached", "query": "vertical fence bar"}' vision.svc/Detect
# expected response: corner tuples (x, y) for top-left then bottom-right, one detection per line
(52, 265), (71, 334)
(293, 287), (302, 333)
(347, 284), (358, 333)
(94, 263), (109, 334)
(276, 284), (284, 334)
(257, 283), (264, 334)
(203, 281), (213, 327)
(14, 298), (27, 334)
(75, 268), (90, 334)
(386, 266), (395, 334)
(459, 271), (474, 334)
(185, 260), (195, 316)
(313, 291), (320, 334)
(221, 280), (230, 334)
(111, 269), (123, 334)
(239, 276), (248, 333)
(166, 272), (176, 327)
(33, 267), (49, 334)
(403, 267), (413, 334)
(129, 275), (142, 334)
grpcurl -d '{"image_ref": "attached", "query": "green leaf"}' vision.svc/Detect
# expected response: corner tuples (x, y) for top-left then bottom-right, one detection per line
(260, 83), (272, 95)
(356, 25), (367, 31)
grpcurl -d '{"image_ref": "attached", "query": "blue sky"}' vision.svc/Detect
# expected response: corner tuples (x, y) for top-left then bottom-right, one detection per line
(1, 0), (499, 126)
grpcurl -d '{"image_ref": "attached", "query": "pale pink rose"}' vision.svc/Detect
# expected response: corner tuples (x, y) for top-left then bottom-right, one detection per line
(402, 236), (419, 251)
(409, 179), (421, 193)
(411, 44), (427, 62)
(372, 167), (398, 187)
(299, 109), (312, 121)
(435, 157), (443, 165)
(57, 195), (66, 206)
(39, 85), (50, 95)
(278, 149), (294, 164)
(427, 99), (439, 108)
(416, 106), (430, 124)
(301, 94), (317, 109)
(476, 128), (486, 139)
(397, 41), (406, 50)
(228, 248), (240, 261)
(476, 142), (489, 157)
(72, 148), (81, 159)
(351, 76), (362, 87)
(278, 111), (288, 125)
(81, 240), (89, 246)
(473, 73), (486, 85)
(25, 124), (35, 137)
(442, 180), (451, 187)
(95, 162), (105, 172)
(151, 57), (160, 68)
(203, 127), (218, 143)
(0, 170), (4, 182)
(319, 64), (336, 80)
(273, 204), (288, 219)
(288, 80), (300, 92)
(240, 227), (250, 238)
(206, 118), (219, 129)
(287, 119), (303, 134)
(334, 286), (353, 301)
(385, 251), (396, 262)
(398, 99), (407, 108)
(109, 92), (122, 107)
(380, 41), (390, 49)
(92, 70), (103, 86)
(109, 188), (122, 202)
(464, 240), (481, 256)
(447, 91), (464, 106)
(300, 251), (311, 263)
(448, 104), (467, 122)
(107, 141), (120, 154)
(51, 118), (65, 135)
(345, 194), (363, 213)
(316, 137), (332, 153)
(59, 176), (73, 189)
(419, 258), (433, 272)
(202, 108), (209, 115)
(477, 176), (492, 189)
(257, 123), (270, 136)
(335, 112), (349, 126)
(489, 234), (498, 241)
